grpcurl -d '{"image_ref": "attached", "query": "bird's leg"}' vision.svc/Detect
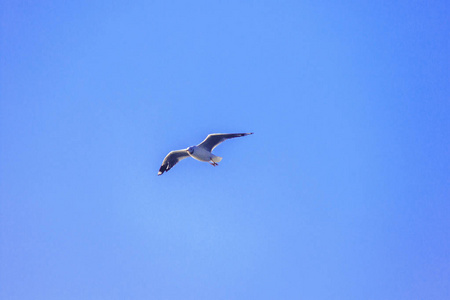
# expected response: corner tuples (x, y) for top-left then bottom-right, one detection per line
(209, 160), (218, 167)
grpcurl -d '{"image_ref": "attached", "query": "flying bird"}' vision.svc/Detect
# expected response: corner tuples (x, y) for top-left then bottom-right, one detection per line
(158, 133), (253, 175)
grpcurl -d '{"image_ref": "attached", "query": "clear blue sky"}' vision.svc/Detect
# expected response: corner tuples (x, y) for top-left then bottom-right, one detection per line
(1, 1), (449, 299)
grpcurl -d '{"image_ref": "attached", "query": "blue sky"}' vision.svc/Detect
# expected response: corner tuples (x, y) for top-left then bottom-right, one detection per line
(1, 1), (449, 299)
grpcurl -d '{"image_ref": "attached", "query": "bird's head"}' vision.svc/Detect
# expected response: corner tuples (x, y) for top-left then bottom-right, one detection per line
(187, 146), (195, 154)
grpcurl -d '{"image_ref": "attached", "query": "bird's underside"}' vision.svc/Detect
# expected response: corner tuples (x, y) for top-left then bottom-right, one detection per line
(158, 132), (253, 175)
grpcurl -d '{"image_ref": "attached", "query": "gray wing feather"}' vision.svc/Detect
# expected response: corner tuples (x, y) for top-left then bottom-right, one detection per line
(158, 149), (190, 175)
(198, 133), (253, 152)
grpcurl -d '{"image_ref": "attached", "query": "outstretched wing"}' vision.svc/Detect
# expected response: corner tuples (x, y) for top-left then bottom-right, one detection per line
(198, 133), (253, 152)
(158, 149), (190, 175)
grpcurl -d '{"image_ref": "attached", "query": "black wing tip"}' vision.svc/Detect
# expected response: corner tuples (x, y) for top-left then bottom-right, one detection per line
(238, 132), (253, 136)
(158, 164), (169, 176)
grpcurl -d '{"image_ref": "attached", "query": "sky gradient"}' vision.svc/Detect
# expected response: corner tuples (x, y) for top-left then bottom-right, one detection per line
(1, 1), (449, 299)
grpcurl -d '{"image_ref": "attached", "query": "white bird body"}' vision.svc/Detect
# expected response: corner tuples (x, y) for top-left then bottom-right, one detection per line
(188, 146), (222, 162)
(158, 132), (253, 175)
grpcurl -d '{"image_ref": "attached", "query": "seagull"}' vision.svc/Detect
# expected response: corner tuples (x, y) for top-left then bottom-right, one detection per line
(158, 133), (253, 175)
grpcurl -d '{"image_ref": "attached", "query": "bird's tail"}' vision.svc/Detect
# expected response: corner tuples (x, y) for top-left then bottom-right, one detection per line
(211, 155), (222, 163)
